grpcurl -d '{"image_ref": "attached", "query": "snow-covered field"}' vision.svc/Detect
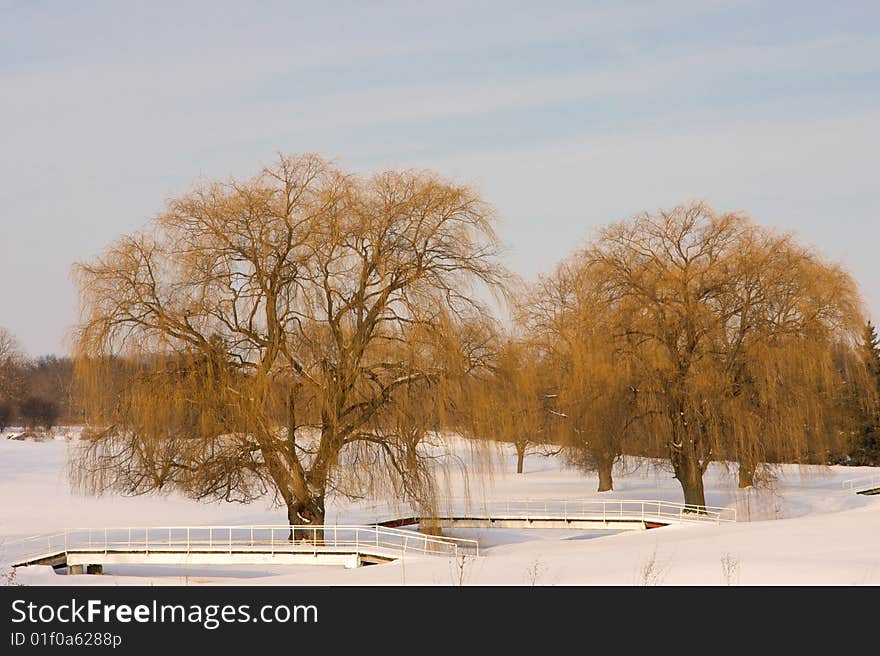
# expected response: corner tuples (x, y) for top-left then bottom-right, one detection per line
(1, 429), (878, 585)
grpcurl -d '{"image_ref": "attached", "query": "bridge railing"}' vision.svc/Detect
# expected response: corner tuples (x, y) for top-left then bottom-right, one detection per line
(842, 474), (880, 491)
(3, 524), (479, 567)
(369, 497), (737, 524)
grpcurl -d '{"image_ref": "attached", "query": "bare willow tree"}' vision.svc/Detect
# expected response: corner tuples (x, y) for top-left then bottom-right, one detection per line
(0, 328), (18, 361)
(558, 336), (639, 492)
(522, 260), (637, 491)
(531, 202), (870, 507)
(0, 327), (26, 411)
(598, 203), (868, 504)
(72, 154), (506, 533)
(462, 337), (555, 474)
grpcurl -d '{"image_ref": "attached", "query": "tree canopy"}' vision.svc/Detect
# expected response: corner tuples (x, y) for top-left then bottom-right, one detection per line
(72, 154), (506, 531)
(71, 156), (874, 515)
(524, 202), (871, 505)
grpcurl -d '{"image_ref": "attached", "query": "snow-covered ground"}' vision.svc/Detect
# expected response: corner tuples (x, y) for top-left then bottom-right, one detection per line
(1, 430), (878, 585)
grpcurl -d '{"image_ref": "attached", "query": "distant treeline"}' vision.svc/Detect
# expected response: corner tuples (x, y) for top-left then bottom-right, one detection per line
(0, 334), (74, 431)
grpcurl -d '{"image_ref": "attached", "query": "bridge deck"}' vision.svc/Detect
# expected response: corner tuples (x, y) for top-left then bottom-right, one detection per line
(16, 545), (402, 571)
(377, 515), (660, 530)
(7, 524), (478, 572)
(371, 498), (736, 530)
(7, 499), (737, 574)
(843, 475), (880, 495)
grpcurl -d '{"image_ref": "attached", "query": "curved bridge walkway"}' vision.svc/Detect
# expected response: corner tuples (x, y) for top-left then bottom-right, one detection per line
(6, 498), (737, 575)
(6, 525), (479, 574)
(842, 475), (880, 495)
(372, 497), (737, 531)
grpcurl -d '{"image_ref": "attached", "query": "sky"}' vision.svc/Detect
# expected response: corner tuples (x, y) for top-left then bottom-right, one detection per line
(1, 0), (879, 356)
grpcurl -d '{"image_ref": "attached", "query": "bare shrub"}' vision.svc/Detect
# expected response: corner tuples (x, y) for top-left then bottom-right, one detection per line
(721, 553), (740, 585)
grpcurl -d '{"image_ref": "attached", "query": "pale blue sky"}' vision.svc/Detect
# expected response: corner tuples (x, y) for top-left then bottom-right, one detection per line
(2, 0), (879, 354)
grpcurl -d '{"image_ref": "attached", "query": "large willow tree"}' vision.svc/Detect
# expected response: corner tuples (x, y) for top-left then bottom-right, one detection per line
(72, 154), (505, 532)
(530, 202), (871, 507)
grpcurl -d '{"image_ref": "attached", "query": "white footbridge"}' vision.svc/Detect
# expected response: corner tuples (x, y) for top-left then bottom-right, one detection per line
(842, 474), (880, 495)
(5, 525), (479, 574)
(371, 497), (736, 531)
(5, 497), (737, 575)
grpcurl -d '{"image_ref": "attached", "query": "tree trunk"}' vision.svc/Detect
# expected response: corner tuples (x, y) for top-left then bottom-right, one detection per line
(670, 422), (706, 512)
(738, 459), (755, 489)
(515, 442), (526, 474)
(669, 400), (708, 510)
(283, 393), (327, 541)
(738, 441), (763, 488)
(419, 517), (444, 536)
(596, 452), (614, 492)
(287, 495), (325, 542)
(678, 471), (707, 510)
(672, 448), (707, 510)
